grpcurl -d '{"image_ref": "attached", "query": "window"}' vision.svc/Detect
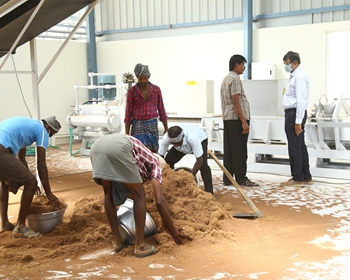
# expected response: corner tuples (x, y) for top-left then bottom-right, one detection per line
(37, 8), (87, 41)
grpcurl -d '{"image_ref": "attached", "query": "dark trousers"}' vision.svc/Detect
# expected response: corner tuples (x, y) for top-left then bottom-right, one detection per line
(223, 119), (249, 185)
(165, 139), (213, 194)
(284, 110), (312, 181)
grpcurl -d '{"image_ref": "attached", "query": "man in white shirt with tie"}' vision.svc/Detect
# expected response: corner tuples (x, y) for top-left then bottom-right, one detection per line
(281, 51), (313, 187)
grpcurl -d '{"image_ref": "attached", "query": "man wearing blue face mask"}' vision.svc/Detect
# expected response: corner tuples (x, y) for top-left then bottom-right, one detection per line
(281, 51), (312, 187)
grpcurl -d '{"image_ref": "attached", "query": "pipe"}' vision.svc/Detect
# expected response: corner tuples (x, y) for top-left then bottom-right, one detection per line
(68, 114), (120, 131)
(69, 127), (81, 156)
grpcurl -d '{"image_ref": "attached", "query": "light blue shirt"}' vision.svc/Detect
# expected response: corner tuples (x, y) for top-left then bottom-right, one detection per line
(159, 124), (207, 158)
(0, 117), (49, 155)
(283, 66), (310, 124)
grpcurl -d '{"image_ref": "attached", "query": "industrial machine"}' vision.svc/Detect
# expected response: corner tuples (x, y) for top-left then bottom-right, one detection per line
(66, 72), (134, 155)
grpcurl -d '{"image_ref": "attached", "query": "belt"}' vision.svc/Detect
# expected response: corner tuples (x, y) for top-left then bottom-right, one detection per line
(284, 108), (296, 113)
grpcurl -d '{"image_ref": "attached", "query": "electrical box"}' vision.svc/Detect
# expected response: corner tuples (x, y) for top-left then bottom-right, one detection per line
(176, 80), (214, 116)
(241, 79), (288, 117)
(251, 62), (276, 80)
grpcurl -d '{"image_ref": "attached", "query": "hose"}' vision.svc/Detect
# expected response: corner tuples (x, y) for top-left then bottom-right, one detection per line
(69, 127), (81, 156)
(26, 147), (36, 156)
(26, 144), (60, 156)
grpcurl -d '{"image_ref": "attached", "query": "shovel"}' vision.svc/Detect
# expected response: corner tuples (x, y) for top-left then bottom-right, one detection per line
(208, 150), (262, 219)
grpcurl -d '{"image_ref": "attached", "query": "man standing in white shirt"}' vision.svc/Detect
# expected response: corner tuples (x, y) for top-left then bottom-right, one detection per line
(158, 124), (213, 194)
(281, 51), (313, 187)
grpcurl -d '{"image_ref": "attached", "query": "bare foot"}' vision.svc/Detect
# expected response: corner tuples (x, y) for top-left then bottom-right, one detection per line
(112, 239), (126, 253)
(0, 222), (15, 233)
(134, 243), (158, 258)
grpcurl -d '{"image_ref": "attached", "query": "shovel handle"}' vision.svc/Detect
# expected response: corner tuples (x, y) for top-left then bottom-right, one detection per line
(208, 150), (262, 218)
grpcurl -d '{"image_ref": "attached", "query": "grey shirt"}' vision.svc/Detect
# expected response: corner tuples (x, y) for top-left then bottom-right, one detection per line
(220, 71), (250, 121)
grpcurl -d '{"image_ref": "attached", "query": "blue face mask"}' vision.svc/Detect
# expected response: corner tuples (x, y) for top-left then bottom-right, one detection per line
(284, 64), (292, 73)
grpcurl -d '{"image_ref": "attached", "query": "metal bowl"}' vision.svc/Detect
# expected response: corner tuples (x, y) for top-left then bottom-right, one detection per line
(117, 198), (156, 245)
(174, 166), (200, 186)
(26, 202), (68, 233)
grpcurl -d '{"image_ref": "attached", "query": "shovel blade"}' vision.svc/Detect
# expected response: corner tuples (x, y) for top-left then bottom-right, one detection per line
(233, 213), (256, 219)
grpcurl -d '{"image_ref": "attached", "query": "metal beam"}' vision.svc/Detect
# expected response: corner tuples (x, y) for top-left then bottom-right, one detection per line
(0, 70), (33, 74)
(253, 5), (350, 21)
(86, 6), (98, 100)
(39, 29), (87, 35)
(243, 0), (252, 80)
(0, 0), (46, 70)
(30, 39), (40, 120)
(0, 0), (29, 17)
(35, 0), (99, 86)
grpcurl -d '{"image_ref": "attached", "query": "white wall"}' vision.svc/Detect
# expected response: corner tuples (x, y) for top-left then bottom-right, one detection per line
(0, 40), (89, 138)
(96, 31), (243, 115)
(96, 20), (350, 115)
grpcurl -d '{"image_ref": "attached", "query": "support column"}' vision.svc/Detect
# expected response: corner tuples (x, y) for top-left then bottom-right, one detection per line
(243, 0), (253, 80)
(87, 7), (98, 100)
(30, 39), (40, 120)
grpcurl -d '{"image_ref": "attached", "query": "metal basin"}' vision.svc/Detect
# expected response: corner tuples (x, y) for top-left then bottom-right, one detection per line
(174, 166), (200, 186)
(26, 202), (68, 233)
(117, 198), (156, 245)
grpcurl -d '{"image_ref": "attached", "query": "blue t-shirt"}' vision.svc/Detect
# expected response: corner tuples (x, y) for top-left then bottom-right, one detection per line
(0, 117), (49, 155)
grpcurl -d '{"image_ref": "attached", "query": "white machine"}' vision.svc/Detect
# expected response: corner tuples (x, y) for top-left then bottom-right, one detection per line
(66, 72), (134, 155)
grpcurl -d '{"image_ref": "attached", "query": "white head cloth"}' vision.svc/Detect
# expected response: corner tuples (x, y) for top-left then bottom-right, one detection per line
(168, 130), (184, 143)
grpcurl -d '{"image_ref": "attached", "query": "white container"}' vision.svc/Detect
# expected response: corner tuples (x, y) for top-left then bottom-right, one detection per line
(251, 62), (276, 80)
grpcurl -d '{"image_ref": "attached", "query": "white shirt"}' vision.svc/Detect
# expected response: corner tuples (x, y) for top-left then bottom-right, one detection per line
(158, 124), (207, 158)
(283, 66), (310, 124)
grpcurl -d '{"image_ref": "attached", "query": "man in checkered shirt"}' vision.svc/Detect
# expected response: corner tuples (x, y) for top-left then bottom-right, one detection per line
(90, 133), (182, 258)
(220, 55), (258, 187)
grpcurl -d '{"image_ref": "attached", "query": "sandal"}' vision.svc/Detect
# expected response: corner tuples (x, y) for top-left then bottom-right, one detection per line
(134, 244), (159, 258)
(12, 226), (42, 239)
